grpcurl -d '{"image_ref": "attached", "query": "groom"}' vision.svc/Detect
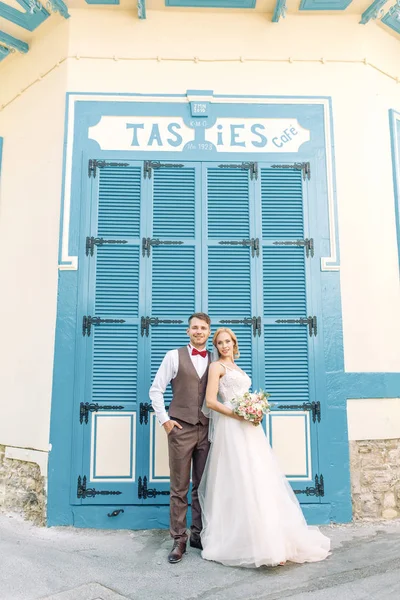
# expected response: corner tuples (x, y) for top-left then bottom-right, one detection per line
(149, 312), (212, 563)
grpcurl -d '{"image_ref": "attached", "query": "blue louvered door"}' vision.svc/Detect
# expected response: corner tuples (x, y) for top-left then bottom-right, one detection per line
(203, 164), (259, 382)
(256, 165), (321, 503)
(141, 163), (202, 503)
(75, 162), (146, 505)
(75, 158), (323, 515)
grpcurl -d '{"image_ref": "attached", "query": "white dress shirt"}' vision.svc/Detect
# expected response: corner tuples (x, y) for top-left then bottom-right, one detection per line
(149, 344), (209, 426)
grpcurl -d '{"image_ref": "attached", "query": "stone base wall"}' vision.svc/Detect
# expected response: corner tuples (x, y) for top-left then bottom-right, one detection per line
(350, 439), (400, 520)
(0, 445), (46, 525)
(1, 439), (399, 526)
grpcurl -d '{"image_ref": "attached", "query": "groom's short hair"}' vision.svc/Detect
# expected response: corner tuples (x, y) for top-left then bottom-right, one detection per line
(188, 312), (211, 326)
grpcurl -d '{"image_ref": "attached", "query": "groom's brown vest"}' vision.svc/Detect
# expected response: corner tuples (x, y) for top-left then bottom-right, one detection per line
(169, 347), (210, 426)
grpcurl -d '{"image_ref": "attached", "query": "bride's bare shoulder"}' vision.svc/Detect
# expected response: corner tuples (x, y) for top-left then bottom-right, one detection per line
(209, 362), (225, 375)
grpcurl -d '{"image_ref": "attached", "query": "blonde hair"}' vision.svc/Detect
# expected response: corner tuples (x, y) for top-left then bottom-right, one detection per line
(213, 327), (240, 359)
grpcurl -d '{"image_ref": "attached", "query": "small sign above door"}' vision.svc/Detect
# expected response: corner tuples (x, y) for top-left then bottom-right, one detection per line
(88, 116), (310, 153)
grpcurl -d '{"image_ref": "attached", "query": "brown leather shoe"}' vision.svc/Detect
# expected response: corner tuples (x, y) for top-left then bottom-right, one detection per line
(189, 534), (203, 550)
(168, 540), (187, 563)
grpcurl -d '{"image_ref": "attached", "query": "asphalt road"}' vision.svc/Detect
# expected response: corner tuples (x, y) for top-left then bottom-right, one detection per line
(1, 514), (400, 600)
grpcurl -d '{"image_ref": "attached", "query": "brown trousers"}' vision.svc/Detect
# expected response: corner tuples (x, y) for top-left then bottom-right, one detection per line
(168, 419), (210, 542)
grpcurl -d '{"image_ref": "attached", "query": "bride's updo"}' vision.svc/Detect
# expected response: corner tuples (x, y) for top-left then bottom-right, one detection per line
(212, 327), (240, 359)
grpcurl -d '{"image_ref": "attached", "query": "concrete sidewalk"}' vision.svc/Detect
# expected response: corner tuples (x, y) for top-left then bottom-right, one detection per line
(1, 513), (400, 600)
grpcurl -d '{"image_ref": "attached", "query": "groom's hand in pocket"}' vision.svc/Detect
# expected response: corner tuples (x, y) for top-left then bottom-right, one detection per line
(163, 420), (183, 435)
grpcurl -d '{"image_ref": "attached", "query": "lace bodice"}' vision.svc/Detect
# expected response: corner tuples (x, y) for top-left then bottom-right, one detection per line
(218, 365), (251, 408)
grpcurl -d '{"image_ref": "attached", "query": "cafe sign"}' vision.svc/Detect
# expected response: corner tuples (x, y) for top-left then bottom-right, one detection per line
(88, 116), (310, 153)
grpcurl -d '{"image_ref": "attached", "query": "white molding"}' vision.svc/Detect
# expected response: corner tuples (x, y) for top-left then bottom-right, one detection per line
(149, 412), (170, 482)
(59, 93), (339, 272)
(266, 411), (312, 481)
(392, 110), (400, 204)
(89, 412), (136, 483)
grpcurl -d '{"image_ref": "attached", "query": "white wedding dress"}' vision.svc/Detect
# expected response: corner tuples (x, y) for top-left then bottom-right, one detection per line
(198, 364), (331, 568)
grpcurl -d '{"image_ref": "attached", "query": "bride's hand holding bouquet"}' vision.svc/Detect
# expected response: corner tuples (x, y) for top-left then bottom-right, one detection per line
(231, 390), (272, 426)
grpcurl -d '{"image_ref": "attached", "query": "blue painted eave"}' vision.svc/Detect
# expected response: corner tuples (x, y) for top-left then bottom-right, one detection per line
(272, 0), (287, 21)
(300, 0), (352, 9)
(381, 6), (400, 33)
(0, 44), (10, 62)
(0, 0), (50, 32)
(48, 0), (70, 18)
(85, 0), (119, 4)
(138, 0), (146, 18)
(360, 0), (387, 24)
(165, 0), (256, 8)
(0, 31), (29, 54)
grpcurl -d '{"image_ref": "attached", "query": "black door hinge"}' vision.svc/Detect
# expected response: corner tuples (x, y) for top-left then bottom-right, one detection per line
(138, 475), (170, 499)
(88, 159), (129, 178)
(275, 316), (317, 337)
(82, 316), (126, 337)
(293, 474), (324, 497)
(273, 238), (314, 258)
(218, 162), (258, 180)
(77, 475), (122, 499)
(141, 316), (184, 337)
(139, 402), (154, 425)
(143, 160), (184, 179)
(271, 162), (311, 181)
(277, 401), (321, 423)
(219, 316), (261, 337)
(141, 237), (184, 258)
(86, 236), (128, 257)
(218, 237), (260, 258)
(80, 402), (125, 424)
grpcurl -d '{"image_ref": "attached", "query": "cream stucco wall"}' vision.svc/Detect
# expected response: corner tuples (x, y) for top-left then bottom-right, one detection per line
(0, 10), (399, 454)
(0, 20), (69, 452)
(65, 10), (400, 374)
(347, 398), (400, 440)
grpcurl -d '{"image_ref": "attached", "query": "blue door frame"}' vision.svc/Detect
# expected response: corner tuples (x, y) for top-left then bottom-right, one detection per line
(48, 91), (400, 529)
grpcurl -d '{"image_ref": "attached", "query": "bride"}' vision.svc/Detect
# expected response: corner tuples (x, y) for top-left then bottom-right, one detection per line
(198, 327), (331, 568)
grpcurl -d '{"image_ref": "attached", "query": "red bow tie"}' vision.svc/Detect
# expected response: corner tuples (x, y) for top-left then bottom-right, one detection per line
(192, 348), (207, 358)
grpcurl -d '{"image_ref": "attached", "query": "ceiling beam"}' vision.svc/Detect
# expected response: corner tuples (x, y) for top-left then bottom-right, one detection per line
(0, 0), (49, 32)
(0, 31), (29, 54)
(0, 45), (10, 62)
(138, 0), (146, 18)
(46, 0), (70, 19)
(360, 0), (388, 24)
(272, 0), (287, 22)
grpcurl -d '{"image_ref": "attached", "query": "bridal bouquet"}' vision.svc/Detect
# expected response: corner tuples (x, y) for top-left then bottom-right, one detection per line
(231, 390), (272, 426)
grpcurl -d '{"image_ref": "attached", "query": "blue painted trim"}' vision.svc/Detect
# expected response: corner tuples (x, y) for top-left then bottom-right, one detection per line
(187, 89), (213, 96)
(381, 6), (400, 34)
(65, 91), (335, 100)
(326, 96), (340, 270)
(137, 0), (146, 18)
(272, 0), (287, 22)
(59, 91), (340, 272)
(166, 0), (255, 6)
(0, 31), (29, 53)
(0, 45), (10, 61)
(49, 90), (400, 530)
(389, 109), (400, 274)
(47, 0), (70, 18)
(359, 0), (387, 24)
(0, 0), (49, 32)
(92, 413), (134, 480)
(300, 0), (352, 9)
(330, 372), (400, 399)
(69, 503), (332, 528)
